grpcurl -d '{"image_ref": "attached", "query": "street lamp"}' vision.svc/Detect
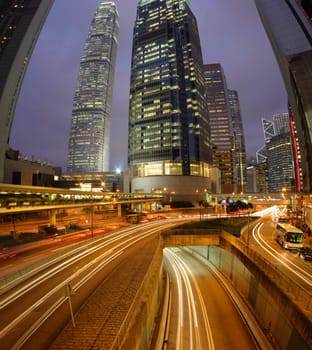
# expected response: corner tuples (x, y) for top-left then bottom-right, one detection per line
(247, 209), (251, 246)
(90, 184), (94, 238)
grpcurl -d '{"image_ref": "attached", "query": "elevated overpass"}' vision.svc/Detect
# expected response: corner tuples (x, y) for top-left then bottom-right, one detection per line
(1, 184), (310, 216)
(0, 184), (163, 227)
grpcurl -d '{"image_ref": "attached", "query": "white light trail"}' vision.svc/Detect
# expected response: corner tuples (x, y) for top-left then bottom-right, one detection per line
(164, 248), (215, 350)
(252, 222), (312, 288)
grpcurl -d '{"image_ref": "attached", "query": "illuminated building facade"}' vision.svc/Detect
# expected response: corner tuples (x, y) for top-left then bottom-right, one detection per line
(269, 113), (295, 192)
(267, 132), (295, 192)
(67, 2), (119, 173)
(128, 0), (213, 199)
(254, 0), (312, 192)
(204, 64), (234, 193)
(257, 113), (295, 193)
(0, 0), (54, 183)
(228, 89), (247, 193)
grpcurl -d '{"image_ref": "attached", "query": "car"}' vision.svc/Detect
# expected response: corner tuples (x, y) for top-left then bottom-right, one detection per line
(298, 247), (312, 261)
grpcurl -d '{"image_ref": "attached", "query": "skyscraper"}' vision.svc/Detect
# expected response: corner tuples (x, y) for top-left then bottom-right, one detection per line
(0, 0), (54, 183)
(258, 113), (295, 193)
(204, 64), (234, 193)
(128, 0), (213, 199)
(268, 113), (295, 192)
(254, 0), (312, 192)
(67, 2), (119, 173)
(228, 89), (247, 193)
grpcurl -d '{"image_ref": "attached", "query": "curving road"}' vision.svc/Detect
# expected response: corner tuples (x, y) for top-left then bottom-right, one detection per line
(163, 247), (267, 350)
(252, 218), (312, 292)
(1, 215), (303, 349)
(0, 219), (187, 349)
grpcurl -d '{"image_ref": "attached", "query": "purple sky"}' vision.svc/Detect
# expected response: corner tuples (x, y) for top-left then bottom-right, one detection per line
(10, 0), (287, 172)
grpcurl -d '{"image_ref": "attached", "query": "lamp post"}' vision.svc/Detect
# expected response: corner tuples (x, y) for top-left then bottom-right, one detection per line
(203, 189), (207, 219)
(11, 215), (16, 238)
(90, 184), (94, 238)
(247, 208), (252, 246)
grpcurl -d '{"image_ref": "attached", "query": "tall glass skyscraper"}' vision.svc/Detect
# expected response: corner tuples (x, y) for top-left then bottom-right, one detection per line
(67, 2), (119, 173)
(267, 113), (295, 192)
(204, 64), (234, 193)
(128, 0), (213, 198)
(254, 0), (312, 192)
(0, 0), (54, 183)
(228, 89), (247, 193)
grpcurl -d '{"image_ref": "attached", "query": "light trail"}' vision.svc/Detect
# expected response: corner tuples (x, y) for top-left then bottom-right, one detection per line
(0, 219), (187, 349)
(0, 250), (123, 339)
(252, 222), (312, 288)
(164, 248), (215, 350)
(0, 219), (184, 307)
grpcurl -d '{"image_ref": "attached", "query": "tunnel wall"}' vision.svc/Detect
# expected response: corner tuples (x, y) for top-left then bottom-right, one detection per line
(190, 245), (310, 350)
(118, 240), (164, 350)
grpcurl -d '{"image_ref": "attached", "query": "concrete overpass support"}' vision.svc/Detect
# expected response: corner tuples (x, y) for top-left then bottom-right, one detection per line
(117, 203), (122, 217)
(145, 201), (151, 212)
(49, 210), (57, 227)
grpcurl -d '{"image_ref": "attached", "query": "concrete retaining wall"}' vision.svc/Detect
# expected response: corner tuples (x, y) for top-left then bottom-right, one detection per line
(119, 240), (164, 350)
(190, 245), (311, 350)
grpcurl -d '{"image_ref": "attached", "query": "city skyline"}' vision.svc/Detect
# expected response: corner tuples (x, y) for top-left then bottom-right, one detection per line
(10, 0), (287, 172)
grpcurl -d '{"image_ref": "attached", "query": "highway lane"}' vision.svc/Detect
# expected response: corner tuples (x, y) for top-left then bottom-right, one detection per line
(240, 216), (312, 319)
(163, 248), (264, 350)
(3, 212), (310, 349)
(0, 218), (188, 349)
(0, 226), (119, 278)
(252, 218), (312, 291)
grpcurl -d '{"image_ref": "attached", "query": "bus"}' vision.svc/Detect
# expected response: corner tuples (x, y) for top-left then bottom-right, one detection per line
(275, 223), (304, 249)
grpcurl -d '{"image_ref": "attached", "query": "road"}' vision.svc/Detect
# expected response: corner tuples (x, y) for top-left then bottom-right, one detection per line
(0, 220), (127, 277)
(250, 218), (312, 293)
(0, 219), (188, 349)
(1, 214), (310, 349)
(163, 247), (269, 350)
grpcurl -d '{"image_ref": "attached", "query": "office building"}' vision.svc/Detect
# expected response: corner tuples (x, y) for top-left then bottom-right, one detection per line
(246, 158), (269, 194)
(4, 148), (56, 186)
(67, 2), (119, 173)
(0, 0), (54, 183)
(204, 64), (234, 193)
(56, 171), (123, 193)
(269, 113), (295, 192)
(267, 132), (295, 192)
(128, 0), (214, 201)
(273, 112), (290, 135)
(228, 89), (247, 193)
(254, 0), (312, 192)
(257, 113), (295, 193)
